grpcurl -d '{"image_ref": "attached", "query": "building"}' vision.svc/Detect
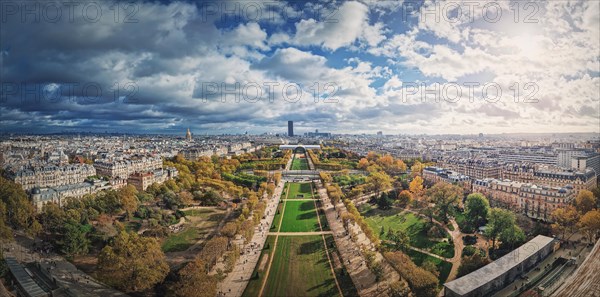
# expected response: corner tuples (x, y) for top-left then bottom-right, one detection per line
(93, 155), (162, 178)
(288, 121), (294, 137)
(423, 167), (471, 191)
(186, 128), (192, 141)
(8, 164), (96, 191)
(444, 235), (556, 297)
(472, 178), (575, 221)
(127, 172), (154, 191)
(501, 163), (597, 193)
(438, 158), (502, 179)
(498, 152), (558, 166)
(305, 129), (332, 138)
(30, 182), (94, 211)
(572, 153), (600, 176)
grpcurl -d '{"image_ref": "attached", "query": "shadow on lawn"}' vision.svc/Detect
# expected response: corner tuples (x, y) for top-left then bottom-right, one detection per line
(297, 239), (322, 255)
(299, 201), (315, 211)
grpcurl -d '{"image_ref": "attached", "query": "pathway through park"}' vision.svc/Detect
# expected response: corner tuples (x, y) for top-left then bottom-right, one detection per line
(216, 180), (285, 297)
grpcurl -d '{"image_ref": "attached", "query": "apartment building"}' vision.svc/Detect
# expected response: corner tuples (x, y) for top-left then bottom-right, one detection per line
(472, 178), (574, 222)
(439, 158), (502, 179)
(93, 156), (162, 178)
(8, 164), (96, 191)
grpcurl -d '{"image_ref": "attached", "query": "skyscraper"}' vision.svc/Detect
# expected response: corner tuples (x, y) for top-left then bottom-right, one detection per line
(288, 121), (294, 137)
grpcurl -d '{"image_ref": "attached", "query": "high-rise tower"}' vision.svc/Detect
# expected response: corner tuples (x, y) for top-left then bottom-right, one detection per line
(288, 121), (294, 137)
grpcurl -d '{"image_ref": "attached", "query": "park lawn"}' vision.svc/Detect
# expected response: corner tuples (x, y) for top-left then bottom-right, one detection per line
(263, 235), (340, 297)
(270, 201), (284, 231)
(362, 207), (441, 250)
(161, 227), (198, 252)
(431, 241), (455, 258)
(162, 208), (226, 252)
(287, 182), (314, 199)
(280, 200), (320, 232)
(242, 236), (277, 297)
(291, 156), (310, 170)
(406, 249), (452, 284)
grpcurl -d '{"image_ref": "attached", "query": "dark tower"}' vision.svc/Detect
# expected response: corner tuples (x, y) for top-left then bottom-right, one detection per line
(288, 121), (294, 137)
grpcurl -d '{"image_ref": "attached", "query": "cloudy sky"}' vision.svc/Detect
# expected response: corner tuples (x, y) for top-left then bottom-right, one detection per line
(0, 0), (598, 135)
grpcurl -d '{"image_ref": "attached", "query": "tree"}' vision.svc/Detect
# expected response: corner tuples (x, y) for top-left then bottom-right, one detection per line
(59, 219), (91, 257)
(576, 190), (596, 214)
(357, 158), (369, 170)
(578, 210), (600, 243)
(388, 280), (412, 297)
(499, 224), (525, 250)
(199, 236), (229, 269)
(550, 206), (579, 239)
(458, 253), (490, 277)
(485, 208), (516, 249)
(221, 222), (238, 238)
(178, 191), (194, 206)
(118, 185), (139, 219)
(0, 201), (13, 242)
(388, 229), (410, 252)
(396, 190), (413, 208)
(410, 161), (425, 177)
(426, 183), (462, 223)
(367, 171), (392, 194)
(464, 193), (490, 228)
(409, 176), (424, 197)
(97, 231), (169, 292)
(171, 257), (217, 297)
(377, 192), (392, 210)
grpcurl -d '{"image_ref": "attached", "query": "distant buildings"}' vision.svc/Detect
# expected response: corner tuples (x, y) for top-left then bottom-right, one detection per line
(288, 121), (294, 137)
(305, 129), (331, 138)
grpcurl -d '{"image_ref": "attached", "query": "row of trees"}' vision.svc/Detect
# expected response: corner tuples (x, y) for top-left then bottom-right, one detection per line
(551, 189), (600, 243)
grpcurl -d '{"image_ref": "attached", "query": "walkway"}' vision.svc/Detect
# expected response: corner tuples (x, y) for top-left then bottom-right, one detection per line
(317, 180), (400, 297)
(215, 180), (285, 297)
(402, 209), (465, 282)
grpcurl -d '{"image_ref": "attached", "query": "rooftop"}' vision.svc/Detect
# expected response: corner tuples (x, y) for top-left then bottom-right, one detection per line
(444, 235), (555, 296)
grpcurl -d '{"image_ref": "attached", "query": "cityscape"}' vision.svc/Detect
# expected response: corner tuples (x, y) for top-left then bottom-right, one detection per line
(1, 1), (599, 297)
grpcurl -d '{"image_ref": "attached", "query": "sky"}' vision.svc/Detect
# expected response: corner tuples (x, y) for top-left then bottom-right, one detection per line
(0, 0), (599, 135)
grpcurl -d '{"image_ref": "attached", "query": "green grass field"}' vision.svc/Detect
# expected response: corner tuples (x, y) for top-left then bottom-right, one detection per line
(280, 200), (320, 232)
(286, 182), (314, 199)
(162, 208), (225, 252)
(406, 249), (452, 284)
(242, 236), (277, 297)
(270, 201), (284, 231)
(291, 155), (310, 170)
(362, 207), (451, 256)
(262, 235), (340, 297)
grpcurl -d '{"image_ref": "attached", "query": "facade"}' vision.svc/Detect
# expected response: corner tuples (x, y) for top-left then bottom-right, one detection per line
(288, 121), (294, 137)
(498, 152), (558, 166)
(444, 235), (555, 297)
(8, 164), (96, 191)
(501, 163), (597, 193)
(93, 156), (162, 178)
(572, 153), (600, 175)
(127, 172), (154, 191)
(30, 182), (94, 210)
(472, 178), (574, 221)
(439, 158), (502, 179)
